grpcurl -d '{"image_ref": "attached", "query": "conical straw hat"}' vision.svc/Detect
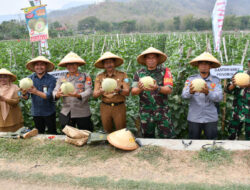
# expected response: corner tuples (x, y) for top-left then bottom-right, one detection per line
(26, 56), (55, 72)
(94, 52), (124, 69)
(58, 52), (86, 67)
(189, 52), (221, 68)
(137, 47), (167, 65)
(107, 128), (139, 151)
(0, 68), (17, 82)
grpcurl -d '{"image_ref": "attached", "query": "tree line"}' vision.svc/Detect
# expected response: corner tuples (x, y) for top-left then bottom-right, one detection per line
(0, 15), (249, 40)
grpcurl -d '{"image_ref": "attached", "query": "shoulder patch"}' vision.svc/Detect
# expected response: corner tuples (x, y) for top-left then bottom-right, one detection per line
(124, 78), (129, 83)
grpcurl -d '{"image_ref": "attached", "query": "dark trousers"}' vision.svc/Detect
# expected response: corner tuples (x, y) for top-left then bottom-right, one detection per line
(33, 112), (57, 134)
(59, 112), (93, 132)
(188, 121), (218, 140)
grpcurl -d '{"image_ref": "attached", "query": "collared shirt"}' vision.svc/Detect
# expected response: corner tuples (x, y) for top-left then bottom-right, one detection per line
(94, 70), (130, 103)
(182, 73), (223, 123)
(132, 66), (173, 110)
(53, 72), (92, 118)
(28, 73), (56, 116)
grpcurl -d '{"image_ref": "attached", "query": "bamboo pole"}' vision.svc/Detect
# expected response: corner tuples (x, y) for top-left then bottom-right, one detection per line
(221, 38), (229, 132)
(240, 40), (249, 66)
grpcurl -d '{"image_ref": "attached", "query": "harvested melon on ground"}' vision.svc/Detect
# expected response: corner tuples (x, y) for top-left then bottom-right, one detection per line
(140, 76), (154, 88)
(234, 73), (249, 86)
(19, 78), (33, 90)
(191, 78), (206, 92)
(61, 82), (75, 95)
(102, 78), (117, 93)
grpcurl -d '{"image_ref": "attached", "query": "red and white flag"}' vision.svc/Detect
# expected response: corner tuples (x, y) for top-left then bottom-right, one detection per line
(212, 0), (227, 52)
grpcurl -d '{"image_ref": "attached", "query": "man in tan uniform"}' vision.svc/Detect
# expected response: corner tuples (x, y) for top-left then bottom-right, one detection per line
(93, 52), (130, 133)
(53, 52), (93, 131)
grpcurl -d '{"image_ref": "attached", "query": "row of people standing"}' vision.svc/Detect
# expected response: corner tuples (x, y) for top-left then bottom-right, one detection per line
(0, 47), (249, 140)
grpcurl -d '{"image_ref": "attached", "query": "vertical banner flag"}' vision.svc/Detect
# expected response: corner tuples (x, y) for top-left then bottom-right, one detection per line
(23, 5), (49, 42)
(212, 0), (227, 52)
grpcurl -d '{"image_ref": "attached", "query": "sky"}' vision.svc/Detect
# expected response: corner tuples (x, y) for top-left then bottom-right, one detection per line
(0, 0), (98, 16)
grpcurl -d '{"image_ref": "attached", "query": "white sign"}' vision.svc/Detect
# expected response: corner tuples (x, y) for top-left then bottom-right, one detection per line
(48, 70), (68, 79)
(210, 65), (243, 79)
(212, 0), (227, 52)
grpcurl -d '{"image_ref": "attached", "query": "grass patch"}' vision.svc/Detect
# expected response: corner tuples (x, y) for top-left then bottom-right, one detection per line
(0, 139), (124, 165)
(195, 147), (232, 166)
(0, 169), (249, 190)
(134, 145), (168, 165)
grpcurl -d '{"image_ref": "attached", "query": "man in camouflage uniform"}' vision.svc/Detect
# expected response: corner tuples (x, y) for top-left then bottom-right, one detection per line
(225, 58), (250, 140)
(131, 47), (174, 138)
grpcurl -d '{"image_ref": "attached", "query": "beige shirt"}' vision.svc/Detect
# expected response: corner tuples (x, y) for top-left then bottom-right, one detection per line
(0, 86), (23, 128)
(94, 70), (130, 103)
(53, 72), (92, 118)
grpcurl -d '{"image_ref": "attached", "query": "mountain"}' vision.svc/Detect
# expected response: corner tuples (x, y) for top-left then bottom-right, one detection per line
(61, 1), (93, 10)
(0, 14), (23, 23)
(48, 0), (250, 26)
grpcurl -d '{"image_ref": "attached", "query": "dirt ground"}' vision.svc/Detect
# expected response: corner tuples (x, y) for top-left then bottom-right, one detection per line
(0, 149), (249, 189)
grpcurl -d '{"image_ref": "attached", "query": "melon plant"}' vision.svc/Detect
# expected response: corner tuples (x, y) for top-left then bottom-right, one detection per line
(19, 78), (33, 90)
(191, 78), (206, 92)
(140, 76), (154, 88)
(102, 78), (117, 93)
(61, 82), (75, 95)
(234, 73), (249, 86)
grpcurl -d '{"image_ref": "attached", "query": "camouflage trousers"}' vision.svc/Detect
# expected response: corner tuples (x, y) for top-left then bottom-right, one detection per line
(140, 107), (174, 138)
(228, 112), (250, 140)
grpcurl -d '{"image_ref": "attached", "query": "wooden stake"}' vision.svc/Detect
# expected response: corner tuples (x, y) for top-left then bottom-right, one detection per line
(223, 37), (228, 63)
(240, 40), (249, 66)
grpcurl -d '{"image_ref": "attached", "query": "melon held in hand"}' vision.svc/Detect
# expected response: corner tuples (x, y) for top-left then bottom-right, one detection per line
(61, 82), (75, 95)
(191, 78), (206, 92)
(234, 73), (249, 87)
(140, 76), (154, 88)
(102, 78), (117, 93)
(19, 78), (33, 90)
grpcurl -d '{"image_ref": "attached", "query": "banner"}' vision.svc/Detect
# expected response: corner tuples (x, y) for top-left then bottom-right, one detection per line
(212, 0), (227, 52)
(23, 5), (49, 42)
(210, 65), (243, 79)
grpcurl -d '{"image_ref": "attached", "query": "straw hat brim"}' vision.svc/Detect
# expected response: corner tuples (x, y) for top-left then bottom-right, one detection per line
(137, 51), (167, 66)
(189, 52), (221, 68)
(58, 60), (86, 67)
(0, 70), (17, 82)
(189, 58), (221, 68)
(26, 59), (55, 72)
(95, 56), (124, 69)
(107, 129), (139, 151)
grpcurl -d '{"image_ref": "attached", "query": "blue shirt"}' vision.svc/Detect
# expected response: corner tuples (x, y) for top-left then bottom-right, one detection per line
(182, 74), (223, 123)
(28, 73), (56, 116)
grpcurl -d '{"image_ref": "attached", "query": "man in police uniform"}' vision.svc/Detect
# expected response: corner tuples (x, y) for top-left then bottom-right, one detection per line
(131, 47), (174, 138)
(182, 52), (223, 139)
(53, 52), (93, 131)
(93, 52), (130, 133)
(225, 58), (250, 140)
